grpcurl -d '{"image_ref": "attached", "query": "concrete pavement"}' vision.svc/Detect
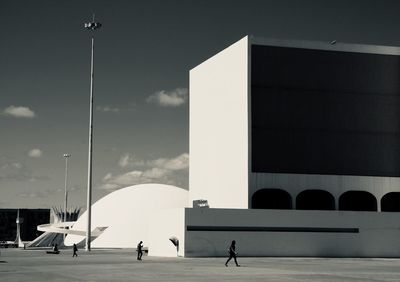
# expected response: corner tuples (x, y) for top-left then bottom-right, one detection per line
(1, 248), (400, 281)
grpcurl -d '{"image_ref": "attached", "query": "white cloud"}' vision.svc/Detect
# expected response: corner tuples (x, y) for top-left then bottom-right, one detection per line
(100, 153), (189, 191)
(98, 169), (155, 191)
(146, 88), (188, 107)
(118, 153), (132, 167)
(0, 161), (28, 181)
(118, 154), (130, 167)
(3, 105), (36, 118)
(117, 153), (145, 168)
(96, 103), (136, 113)
(28, 148), (43, 158)
(96, 105), (120, 113)
(100, 183), (121, 191)
(108, 170), (147, 187)
(103, 173), (113, 181)
(149, 153), (189, 170)
(142, 167), (169, 179)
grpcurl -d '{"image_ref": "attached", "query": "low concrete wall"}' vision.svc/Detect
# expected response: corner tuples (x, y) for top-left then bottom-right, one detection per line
(184, 208), (400, 257)
(148, 208), (185, 257)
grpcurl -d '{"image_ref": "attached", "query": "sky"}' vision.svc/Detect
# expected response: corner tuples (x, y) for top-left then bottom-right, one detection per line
(1, 0), (400, 209)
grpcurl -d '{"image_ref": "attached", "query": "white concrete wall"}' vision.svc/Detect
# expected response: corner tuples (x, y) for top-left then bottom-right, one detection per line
(148, 208), (185, 257)
(184, 208), (400, 257)
(189, 36), (249, 209)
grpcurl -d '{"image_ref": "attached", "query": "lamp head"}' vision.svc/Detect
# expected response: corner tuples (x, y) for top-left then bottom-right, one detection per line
(84, 22), (102, 31)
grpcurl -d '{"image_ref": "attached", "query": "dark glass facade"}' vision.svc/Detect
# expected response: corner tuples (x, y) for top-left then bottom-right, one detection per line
(251, 44), (400, 177)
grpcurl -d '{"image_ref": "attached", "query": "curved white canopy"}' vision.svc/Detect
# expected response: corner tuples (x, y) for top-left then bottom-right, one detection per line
(64, 183), (189, 248)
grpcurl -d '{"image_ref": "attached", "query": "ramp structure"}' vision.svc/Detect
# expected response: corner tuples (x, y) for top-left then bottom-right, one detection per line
(28, 207), (81, 248)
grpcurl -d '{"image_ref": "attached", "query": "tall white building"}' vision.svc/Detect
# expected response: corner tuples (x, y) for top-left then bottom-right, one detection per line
(186, 36), (400, 257)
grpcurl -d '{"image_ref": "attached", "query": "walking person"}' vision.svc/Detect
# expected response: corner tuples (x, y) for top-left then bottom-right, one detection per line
(225, 240), (240, 267)
(72, 243), (78, 257)
(137, 241), (143, 260)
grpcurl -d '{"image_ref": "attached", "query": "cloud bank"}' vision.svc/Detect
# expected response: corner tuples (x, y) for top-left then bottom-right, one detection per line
(0, 156), (49, 182)
(100, 153), (189, 191)
(118, 153), (145, 168)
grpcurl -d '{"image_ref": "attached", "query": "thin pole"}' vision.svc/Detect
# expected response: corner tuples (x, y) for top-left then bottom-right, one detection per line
(63, 155), (69, 242)
(86, 36), (95, 251)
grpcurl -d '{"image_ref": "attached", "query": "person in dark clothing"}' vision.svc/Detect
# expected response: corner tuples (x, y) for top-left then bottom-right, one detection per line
(53, 244), (59, 253)
(73, 243), (78, 257)
(137, 241), (143, 260)
(225, 240), (240, 267)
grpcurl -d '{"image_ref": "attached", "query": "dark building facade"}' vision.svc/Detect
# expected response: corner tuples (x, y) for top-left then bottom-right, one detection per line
(251, 44), (400, 177)
(248, 37), (400, 213)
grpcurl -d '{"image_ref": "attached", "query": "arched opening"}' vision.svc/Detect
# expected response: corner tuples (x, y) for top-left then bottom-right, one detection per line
(381, 192), (400, 212)
(296, 189), (335, 210)
(338, 191), (377, 211)
(252, 188), (292, 209)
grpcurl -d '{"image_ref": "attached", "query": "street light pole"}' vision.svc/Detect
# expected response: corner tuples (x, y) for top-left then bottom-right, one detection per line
(63, 153), (71, 243)
(84, 15), (101, 252)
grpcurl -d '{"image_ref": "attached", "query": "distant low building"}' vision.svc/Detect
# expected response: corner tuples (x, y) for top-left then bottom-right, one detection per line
(0, 209), (50, 242)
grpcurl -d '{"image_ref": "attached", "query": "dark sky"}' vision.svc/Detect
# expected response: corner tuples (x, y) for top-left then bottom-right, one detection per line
(1, 0), (400, 208)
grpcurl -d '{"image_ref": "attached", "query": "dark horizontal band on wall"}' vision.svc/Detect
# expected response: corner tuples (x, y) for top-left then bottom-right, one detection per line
(187, 226), (359, 233)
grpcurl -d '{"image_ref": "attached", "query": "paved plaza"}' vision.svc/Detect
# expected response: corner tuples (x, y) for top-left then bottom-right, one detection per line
(1, 248), (400, 281)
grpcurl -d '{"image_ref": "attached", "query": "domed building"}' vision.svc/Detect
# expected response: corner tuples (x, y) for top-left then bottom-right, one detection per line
(64, 184), (188, 256)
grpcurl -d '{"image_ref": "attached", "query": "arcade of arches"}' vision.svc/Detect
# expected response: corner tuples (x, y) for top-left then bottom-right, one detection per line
(251, 188), (400, 212)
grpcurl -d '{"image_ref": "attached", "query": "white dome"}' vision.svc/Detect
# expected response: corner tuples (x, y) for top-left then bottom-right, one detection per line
(64, 183), (189, 248)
